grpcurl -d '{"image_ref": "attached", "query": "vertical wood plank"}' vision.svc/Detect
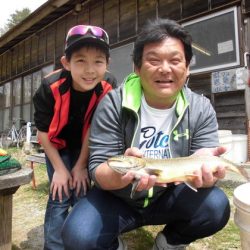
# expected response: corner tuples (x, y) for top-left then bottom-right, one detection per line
(0, 195), (13, 250)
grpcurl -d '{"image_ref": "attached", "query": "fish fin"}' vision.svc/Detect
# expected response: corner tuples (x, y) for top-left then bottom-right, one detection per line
(183, 174), (199, 192)
(145, 168), (161, 176)
(130, 179), (140, 199)
(184, 181), (198, 192)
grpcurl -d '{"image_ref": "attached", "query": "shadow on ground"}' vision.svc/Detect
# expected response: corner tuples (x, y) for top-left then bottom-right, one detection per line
(123, 226), (160, 250)
(12, 225), (44, 250)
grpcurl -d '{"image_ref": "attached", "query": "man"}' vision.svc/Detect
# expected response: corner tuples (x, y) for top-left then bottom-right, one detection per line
(62, 18), (230, 250)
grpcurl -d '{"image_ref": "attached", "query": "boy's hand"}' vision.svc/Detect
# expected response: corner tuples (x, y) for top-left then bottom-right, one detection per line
(71, 164), (90, 196)
(50, 167), (73, 202)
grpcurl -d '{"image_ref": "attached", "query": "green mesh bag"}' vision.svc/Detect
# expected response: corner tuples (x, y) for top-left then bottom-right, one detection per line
(0, 154), (21, 176)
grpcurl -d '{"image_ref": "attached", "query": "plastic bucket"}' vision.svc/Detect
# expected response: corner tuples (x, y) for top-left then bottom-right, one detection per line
(232, 134), (247, 164)
(233, 183), (250, 250)
(218, 130), (233, 161)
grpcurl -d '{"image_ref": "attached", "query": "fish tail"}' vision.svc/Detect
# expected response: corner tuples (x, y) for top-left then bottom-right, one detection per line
(221, 157), (250, 181)
(227, 163), (250, 181)
(238, 164), (250, 181)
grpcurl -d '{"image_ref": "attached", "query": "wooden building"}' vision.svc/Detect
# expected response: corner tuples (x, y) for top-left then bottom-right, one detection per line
(0, 0), (249, 149)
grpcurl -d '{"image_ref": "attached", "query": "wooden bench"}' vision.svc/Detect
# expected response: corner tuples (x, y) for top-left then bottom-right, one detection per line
(26, 153), (46, 188)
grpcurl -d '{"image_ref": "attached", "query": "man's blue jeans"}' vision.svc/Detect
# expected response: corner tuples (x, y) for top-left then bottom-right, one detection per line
(44, 149), (81, 250)
(62, 184), (230, 250)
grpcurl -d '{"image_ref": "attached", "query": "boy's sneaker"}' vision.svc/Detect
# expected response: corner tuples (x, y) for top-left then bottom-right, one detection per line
(117, 235), (128, 250)
(152, 232), (188, 250)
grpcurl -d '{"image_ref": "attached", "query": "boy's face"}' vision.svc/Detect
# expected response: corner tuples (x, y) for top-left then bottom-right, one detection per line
(61, 47), (108, 92)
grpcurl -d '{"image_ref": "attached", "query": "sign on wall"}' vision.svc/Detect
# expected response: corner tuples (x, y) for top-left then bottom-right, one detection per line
(211, 67), (247, 93)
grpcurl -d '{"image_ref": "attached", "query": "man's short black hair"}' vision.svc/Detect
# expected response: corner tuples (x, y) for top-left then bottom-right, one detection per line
(132, 18), (193, 68)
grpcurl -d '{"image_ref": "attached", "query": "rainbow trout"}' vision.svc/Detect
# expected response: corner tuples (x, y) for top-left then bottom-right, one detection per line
(107, 155), (250, 196)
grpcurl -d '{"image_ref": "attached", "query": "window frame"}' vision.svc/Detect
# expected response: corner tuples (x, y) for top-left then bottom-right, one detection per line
(182, 7), (240, 74)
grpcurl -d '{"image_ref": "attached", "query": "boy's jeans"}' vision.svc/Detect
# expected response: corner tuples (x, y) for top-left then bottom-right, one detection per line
(62, 184), (230, 250)
(44, 148), (81, 250)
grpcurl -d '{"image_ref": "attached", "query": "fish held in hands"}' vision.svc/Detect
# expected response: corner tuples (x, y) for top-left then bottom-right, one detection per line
(107, 155), (250, 196)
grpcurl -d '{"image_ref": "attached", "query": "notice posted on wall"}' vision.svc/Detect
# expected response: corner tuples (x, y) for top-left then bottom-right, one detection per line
(211, 67), (247, 93)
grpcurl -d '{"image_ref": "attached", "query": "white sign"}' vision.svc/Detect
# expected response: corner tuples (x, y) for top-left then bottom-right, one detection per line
(211, 67), (247, 93)
(217, 40), (234, 54)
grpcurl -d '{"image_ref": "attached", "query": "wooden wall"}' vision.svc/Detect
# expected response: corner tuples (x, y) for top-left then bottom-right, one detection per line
(0, 0), (240, 82)
(189, 74), (247, 134)
(214, 91), (246, 134)
(0, 0), (246, 134)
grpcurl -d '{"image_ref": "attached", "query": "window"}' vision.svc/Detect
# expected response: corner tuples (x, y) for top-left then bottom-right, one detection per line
(42, 64), (54, 78)
(109, 43), (134, 85)
(23, 103), (31, 123)
(13, 78), (22, 127)
(0, 86), (4, 131)
(33, 71), (42, 94)
(0, 86), (4, 108)
(2, 82), (11, 130)
(31, 71), (42, 121)
(23, 75), (32, 104)
(183, 7), (240, 73)
(3, 82), (11, 108)
(13, 78), (22, 105)
(3, 108), (10, 130)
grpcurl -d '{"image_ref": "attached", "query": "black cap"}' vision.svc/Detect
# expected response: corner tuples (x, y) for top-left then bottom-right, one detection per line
(65, 25), (109, 54)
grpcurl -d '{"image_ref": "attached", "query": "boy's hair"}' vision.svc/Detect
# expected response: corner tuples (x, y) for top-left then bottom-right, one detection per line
(132, 18), (193, 68)
(65, 24), (110, 62)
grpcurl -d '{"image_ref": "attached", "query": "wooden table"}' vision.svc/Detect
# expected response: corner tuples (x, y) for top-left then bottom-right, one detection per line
(0, 168), (33, 250)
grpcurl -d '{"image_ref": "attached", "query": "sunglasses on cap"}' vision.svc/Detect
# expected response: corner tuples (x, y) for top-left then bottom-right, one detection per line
(66, 25), (109, 45)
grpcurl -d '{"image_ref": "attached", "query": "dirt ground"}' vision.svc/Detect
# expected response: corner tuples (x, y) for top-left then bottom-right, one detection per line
(12, 184), (45, 250)
(11, 149), (48, 250)
(9, 149), (244, 250)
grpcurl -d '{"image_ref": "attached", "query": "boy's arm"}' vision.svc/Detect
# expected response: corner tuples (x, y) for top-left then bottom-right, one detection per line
(38, 130), (72, 202)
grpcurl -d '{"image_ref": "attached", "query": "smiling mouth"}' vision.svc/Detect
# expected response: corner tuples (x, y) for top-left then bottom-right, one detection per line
(83, 78), (96, 82)
(155, 80), (173, 84)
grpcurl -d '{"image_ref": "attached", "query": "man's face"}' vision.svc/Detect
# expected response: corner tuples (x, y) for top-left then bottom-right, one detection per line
(135, 37), (189, 109)
(62, 47), (108, 92)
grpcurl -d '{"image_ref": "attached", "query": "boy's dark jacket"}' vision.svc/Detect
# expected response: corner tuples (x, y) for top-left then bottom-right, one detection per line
(33, 69), (114, 149)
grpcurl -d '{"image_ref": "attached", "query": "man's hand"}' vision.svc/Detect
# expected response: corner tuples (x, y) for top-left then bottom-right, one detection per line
(122, 147), (164, 192)
(193, 146), (227, 157)
(192, 146), (227, 188)
(121, 170), (158, 192)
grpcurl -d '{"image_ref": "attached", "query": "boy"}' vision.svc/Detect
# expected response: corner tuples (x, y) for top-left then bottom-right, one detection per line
(33, 24), (115, 250)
